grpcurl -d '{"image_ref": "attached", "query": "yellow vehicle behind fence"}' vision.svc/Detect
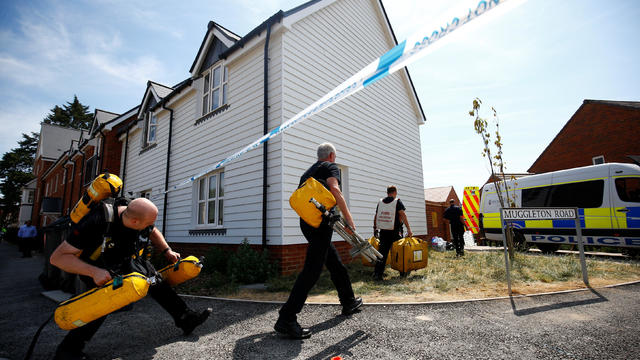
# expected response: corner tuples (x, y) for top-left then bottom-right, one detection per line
(479, 163), (640, 255)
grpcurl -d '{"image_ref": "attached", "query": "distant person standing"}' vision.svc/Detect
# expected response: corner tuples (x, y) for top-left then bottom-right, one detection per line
(372, 185), (413, 280)
(443, 199), (467, 257)
(18, 220), (37, 257)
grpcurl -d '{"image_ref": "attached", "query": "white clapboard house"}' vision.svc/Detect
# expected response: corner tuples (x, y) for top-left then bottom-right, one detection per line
(120, 0), (427, 273)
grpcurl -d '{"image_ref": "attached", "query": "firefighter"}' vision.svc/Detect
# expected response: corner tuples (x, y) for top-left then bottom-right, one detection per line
(50, 197), (211, 360)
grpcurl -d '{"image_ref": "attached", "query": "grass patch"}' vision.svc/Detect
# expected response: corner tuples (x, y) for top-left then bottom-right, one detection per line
(178, 250), (640, 301)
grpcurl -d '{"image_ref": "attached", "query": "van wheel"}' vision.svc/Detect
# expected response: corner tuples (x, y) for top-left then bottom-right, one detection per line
(513, 232), (530, 252)
(537, 243), (559, 254)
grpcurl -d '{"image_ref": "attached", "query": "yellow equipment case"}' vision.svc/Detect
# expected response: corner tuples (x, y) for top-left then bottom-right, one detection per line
(54, 272), (150, 330)
(390, 237), (429, 275)
(361, 237), (390, 267)
(289, 177), (336, 228)
(158, 256), (203, 286)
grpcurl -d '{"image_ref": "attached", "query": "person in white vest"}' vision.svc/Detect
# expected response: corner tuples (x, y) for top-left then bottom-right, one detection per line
(372, 185), (412, 280)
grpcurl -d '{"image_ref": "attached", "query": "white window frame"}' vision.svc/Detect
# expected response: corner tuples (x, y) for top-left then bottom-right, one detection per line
(202, 63), (228, 116)
(194, 170), (225, 228)
(145, 112), (158, 145)
(592, 155), (605, 165)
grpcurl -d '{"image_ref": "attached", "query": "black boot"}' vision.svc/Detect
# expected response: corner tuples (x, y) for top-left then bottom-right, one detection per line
(177, 308), (212, 335)
(341, 296), (363, 316)
(274, 317), (311, 339)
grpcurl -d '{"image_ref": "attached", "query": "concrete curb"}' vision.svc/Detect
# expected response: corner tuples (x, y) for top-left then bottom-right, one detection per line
(179, 279), (640, 306)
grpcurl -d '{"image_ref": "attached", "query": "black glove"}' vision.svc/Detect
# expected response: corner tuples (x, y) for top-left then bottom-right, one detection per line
(374, 229), (379, 238)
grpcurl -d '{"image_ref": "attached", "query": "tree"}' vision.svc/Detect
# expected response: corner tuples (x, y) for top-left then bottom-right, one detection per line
(0, 132), (38, 225)
(42, 95), (93, 129)
(469, 98), (518, 260)
(0, 96), (93, 225)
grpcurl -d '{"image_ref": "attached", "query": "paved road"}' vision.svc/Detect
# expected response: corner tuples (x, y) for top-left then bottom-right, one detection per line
(1, 241), (639, 360)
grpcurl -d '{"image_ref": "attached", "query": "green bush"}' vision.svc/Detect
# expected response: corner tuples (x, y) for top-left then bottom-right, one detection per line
(202, 246), (230, 274)
(226, 239), (278, 284)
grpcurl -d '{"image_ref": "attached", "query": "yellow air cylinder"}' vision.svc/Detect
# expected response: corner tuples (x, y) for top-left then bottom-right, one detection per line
(54, 272), (150, 330)
(289, 177), (336, 228)
(390, 237), (429, 275)
(158, 256), (203, 286)
(70, 173), (123, 224)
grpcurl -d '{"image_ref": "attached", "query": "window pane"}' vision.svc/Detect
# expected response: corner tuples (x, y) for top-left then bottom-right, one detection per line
(223, 66), (228, 82)
(218, 199), (224, 225)
(150, 114), (157, 125)
(522, 186), (550, 207)
(212, 89), (220, 109)
(198, 203), (205, 224)
(148, 126), (156, 142)
(222, 84), (227, 104)
(202, 94), (208, 115)
(548, 180), (604, 208)
(204, 73), (210, 91)
(213, 67), (220, 86)
(219, 172), (224, 197)
(209, 175), (217, 198)
(616, 178), (640, 203)
(208, 200), (216, 224)
(199, 179), (205, 200)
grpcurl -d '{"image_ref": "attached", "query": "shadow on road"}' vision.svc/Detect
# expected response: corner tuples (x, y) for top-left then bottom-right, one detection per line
(509, 287), (608, 316)
(231, 313), (358, 360)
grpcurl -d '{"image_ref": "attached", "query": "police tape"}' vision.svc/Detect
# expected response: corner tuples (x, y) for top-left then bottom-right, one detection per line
(166, 0), (523, 193)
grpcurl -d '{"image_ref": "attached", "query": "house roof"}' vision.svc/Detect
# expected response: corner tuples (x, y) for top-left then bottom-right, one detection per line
(36, 123), (83, 161)
(89, 109), (120, 135)
(583, 99), (640, 110)
(528, 99), (640, 172)
(424, 186), (454, 203)
(189, 0), (425, 121)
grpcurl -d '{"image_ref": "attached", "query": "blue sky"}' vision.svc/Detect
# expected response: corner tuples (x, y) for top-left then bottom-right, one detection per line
(1, 0), (638, 198)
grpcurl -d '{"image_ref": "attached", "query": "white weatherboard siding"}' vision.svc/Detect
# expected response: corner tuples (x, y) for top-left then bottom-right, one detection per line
(281, 0), (427, 245)
(162, 32), (285, 246)
(122, 112), (169, 210)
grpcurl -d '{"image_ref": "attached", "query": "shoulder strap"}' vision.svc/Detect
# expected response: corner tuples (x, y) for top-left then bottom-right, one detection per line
(88, 202), (116, 262)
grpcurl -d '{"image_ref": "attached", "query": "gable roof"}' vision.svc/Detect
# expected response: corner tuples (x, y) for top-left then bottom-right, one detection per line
(89, 109), (120, 136)
(528, 99), (640, 172)
(36, 123), (83, 161)
(189, 0), (425, 121)
(137, 81), (174, 119)
(424, 186), (454, 203)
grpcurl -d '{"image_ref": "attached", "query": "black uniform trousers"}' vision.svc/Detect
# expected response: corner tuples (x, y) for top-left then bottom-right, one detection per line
(373, 230), (402, 277)
(279, 219), (356, 321)
(58, 279), (188, 352)
(451, 224), (465, 256)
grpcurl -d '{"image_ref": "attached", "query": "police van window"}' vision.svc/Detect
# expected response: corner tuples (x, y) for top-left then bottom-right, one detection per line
(547, 180), (604, 208)
(522, 186), (550, 207)
(615, 178), (640, 203)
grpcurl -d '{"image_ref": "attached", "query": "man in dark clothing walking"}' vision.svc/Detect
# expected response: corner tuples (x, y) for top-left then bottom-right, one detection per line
(372, 186), (413, 280)
(443, 199), (467, 257)
(275, 143), (362, 340)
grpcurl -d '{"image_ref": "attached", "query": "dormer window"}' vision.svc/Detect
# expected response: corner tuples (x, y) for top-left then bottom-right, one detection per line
(144, 112), (157, 146)
(202, 63), (228, 116)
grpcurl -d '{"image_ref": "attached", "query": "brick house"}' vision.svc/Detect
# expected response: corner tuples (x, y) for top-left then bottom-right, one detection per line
(528, 99), (640, 174)
(424, 186), (460, 242)
(35, 108), (137, 226)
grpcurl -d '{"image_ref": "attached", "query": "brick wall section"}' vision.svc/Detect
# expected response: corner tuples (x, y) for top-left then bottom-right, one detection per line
(528, 101), (640, 174)
(169, 241), (356, 276)
(425, 200), (450, 241)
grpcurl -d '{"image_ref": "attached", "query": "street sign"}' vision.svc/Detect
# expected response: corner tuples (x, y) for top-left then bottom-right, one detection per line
(501, 208), (577, 220)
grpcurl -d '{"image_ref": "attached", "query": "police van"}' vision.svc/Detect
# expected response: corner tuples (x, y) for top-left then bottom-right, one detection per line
(479, 163), (640, 255)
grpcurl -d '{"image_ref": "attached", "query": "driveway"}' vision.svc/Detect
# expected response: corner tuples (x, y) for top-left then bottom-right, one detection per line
(1, 241), (638, 360)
